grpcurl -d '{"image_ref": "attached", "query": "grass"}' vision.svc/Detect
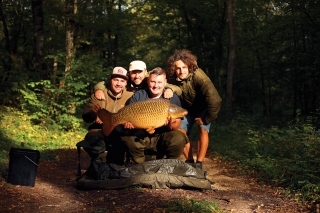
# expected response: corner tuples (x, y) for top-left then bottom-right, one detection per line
(0, 105), (87, 169)
(161, 198), (226, 213)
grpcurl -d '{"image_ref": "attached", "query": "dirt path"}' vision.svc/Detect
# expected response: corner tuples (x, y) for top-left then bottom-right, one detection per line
(204, 156), (308, 212)
(0, 149), (309, 213)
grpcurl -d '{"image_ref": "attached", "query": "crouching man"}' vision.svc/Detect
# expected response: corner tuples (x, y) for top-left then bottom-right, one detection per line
(79, 67), (133, 165)
(120, 67), (188, 164)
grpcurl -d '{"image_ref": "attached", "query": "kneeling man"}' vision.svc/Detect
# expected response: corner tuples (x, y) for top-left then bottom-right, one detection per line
(122, 67), (188, 164)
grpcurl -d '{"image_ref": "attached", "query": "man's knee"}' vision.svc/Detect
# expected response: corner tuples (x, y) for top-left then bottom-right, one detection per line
(77, 135), (106, 160)
(122, 136), (146, 164)
(167, 130), (188, 146)
(161, 131), (187, 159)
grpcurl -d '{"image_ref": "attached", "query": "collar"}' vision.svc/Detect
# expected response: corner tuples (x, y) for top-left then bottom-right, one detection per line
(130, 78), (148, 89)
(147, 89), (165, 99)
(176, 73), (192, 82)
(107, 89), (123, 99)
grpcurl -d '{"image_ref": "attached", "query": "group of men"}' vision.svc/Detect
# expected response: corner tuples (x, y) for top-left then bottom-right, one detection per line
(81, 50), (222, 170)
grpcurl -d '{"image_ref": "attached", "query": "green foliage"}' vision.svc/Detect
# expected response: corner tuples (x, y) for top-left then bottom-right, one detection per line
(17, 54), (109, 131)
(211, 112), (320, 201)
(0, 105), (86, 149)
(161, 198), (225, 213)
(0, 105), (87, 170)
(18, 79), (86, 131)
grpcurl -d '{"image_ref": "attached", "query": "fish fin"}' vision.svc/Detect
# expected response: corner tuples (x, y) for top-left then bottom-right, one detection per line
(146, 128), (155, 134)
(97, 109), (115, 136)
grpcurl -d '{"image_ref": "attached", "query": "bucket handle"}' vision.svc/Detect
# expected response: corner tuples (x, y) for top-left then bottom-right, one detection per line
(24, 155), (39, 167)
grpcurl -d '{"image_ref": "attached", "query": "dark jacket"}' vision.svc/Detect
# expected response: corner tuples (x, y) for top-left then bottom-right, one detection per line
(168, 68), (222, 125)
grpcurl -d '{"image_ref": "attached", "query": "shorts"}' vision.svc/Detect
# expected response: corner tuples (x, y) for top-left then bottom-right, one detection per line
(179, 111), (211, 134)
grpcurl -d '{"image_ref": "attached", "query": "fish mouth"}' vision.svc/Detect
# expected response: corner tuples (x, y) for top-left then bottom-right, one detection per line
(172, 111), (188, 119)
(176, 117), (184, 120)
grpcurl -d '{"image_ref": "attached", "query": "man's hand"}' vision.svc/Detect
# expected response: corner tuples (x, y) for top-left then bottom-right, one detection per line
(166, 117), (181, 130)
(95, 90), (106, 100)
(95, 117), (103, 124)
(163, 88), (173, 99)
(92, 104), (102, 113)
(124, 122), (135, 129)
(92, 105), (103, 123)
(195, 117), (204, 125)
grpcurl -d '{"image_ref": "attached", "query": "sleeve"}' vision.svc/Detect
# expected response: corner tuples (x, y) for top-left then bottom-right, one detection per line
(82, 94), (105, 123)
(128, 94), (139, 105)
(169, 94), (182, 107)
(93, 81), (107, 91)
(127, 90), (147, 105)
(165, 83), (182, 96)
(195, 69), (222, 125)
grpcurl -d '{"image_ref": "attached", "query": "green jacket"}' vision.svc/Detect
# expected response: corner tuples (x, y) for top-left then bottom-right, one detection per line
(168, 68), (222, 125)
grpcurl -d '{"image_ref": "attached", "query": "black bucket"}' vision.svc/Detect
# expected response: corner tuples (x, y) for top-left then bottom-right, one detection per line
(7, 148), (40, 187)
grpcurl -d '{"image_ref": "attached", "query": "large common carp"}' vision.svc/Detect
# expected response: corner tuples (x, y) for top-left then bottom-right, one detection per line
(97, 99), (188, 136)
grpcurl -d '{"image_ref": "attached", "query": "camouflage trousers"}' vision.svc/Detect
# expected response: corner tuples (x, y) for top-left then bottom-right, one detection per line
(77, 129), (126, 165)
(121, 130), (188, 164)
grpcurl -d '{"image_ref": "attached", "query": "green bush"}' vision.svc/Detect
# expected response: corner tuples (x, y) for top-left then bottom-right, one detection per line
(211, 112), (320, 201)
(17, 55), (110, 131)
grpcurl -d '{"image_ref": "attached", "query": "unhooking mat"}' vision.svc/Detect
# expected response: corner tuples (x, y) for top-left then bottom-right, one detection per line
(77, 159), (213, 190)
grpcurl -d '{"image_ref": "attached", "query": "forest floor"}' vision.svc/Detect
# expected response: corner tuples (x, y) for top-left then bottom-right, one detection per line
(0, 147), (311, 213)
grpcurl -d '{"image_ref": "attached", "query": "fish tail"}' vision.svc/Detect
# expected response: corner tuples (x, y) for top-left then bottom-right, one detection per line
(97, 109), (116, 136)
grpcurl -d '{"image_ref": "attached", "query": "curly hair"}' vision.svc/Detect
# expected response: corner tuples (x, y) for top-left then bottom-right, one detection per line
(166, 49), (198, 77)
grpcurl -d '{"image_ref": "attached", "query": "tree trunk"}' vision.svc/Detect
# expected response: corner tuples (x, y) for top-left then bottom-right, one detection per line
(32, 0), (47, 77)
(105, 0), (116, 67)
(61, 0), (77, 88)
(226, 0), (236, 113)
(255, 49), (269, 120)
(214, 0), (227, 89)
(180, 0), (196, 48)
(0, 1), (16, 82)
(51, 55), (58, 84)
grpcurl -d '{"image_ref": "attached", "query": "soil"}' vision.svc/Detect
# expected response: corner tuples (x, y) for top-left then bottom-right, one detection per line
(0, 148), (311, 213)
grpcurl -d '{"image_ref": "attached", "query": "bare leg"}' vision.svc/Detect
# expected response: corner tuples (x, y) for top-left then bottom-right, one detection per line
(183, 142), (194, 161)
(179, 128), (194, 161)
(196, 127), (209, 162)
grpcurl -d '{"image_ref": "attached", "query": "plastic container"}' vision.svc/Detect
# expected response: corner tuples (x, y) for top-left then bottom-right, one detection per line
(7, 148), (40, 187)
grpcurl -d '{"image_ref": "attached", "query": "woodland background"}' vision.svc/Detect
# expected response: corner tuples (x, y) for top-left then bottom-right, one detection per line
(0, 0), (320, 203)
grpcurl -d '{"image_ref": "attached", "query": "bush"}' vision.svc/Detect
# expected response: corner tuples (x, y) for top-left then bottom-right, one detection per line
(211, 112), (320, 201)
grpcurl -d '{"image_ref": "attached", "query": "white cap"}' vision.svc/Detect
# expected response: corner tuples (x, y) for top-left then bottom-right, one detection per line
(111, 67), (128, 80)
(129, 60), (146, 71)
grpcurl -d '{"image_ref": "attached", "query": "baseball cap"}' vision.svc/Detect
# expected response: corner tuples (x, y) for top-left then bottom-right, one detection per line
(129, 60), (146, 71)
(111, 67), (128, 80)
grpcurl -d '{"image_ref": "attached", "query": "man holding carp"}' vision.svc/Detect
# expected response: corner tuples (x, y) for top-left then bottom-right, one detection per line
(82, 61), (187, 166)
(112, 67), (189, 164)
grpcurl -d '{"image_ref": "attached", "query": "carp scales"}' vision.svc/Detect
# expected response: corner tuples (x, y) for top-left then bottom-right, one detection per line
(97, 99), (188, 136)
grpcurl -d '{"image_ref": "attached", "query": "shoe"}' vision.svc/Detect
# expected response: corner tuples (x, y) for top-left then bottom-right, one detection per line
(195, 161), (203, 170)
